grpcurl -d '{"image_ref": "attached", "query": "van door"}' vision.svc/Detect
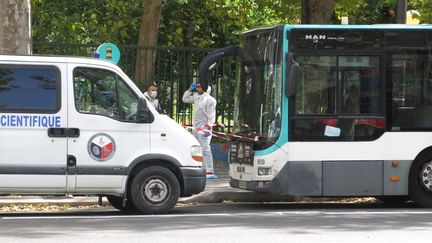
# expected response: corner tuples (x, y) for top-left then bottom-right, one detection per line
(66, 64), (150, 193)
(0, 63), (67, 192)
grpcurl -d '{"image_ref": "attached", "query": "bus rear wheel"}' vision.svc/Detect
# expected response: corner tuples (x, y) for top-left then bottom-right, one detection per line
(409, 156), (432, 207)
(130, 166), (180, 214)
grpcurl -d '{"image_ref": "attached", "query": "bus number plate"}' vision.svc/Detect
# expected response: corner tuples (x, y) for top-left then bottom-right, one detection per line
(237, 166), (245, 173)
(239, 180), (247, 189)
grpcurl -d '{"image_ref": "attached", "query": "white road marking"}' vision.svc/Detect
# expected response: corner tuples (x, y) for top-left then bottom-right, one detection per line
(2, 210), (432, 220)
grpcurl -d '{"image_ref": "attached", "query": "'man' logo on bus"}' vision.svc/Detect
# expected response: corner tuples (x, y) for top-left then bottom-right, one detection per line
(305, 35), (326, 40)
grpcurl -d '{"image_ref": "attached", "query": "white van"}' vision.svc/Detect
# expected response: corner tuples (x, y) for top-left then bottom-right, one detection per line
(0, 55), (206, 214)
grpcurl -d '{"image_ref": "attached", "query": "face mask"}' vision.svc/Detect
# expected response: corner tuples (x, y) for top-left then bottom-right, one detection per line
(150, 91), (157, 98)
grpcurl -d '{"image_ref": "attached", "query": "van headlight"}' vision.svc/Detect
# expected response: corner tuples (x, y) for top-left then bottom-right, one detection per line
(190, 145), (203, 162)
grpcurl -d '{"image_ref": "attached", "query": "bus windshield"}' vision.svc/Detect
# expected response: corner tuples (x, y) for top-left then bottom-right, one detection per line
(233, 29), (283, 150)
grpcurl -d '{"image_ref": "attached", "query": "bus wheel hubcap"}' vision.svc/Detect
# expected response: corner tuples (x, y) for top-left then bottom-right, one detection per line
(420, 162), (432, 192)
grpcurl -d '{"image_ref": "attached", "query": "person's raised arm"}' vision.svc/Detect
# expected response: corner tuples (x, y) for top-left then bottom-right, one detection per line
(182, 83), (196, 104)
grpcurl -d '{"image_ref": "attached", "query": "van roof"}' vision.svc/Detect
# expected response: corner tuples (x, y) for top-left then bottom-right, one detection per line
(0, 54), (118, 67)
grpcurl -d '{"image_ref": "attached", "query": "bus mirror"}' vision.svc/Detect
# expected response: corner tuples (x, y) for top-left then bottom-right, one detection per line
(136, 97), (152, 123)
(287, 62), (299, 97)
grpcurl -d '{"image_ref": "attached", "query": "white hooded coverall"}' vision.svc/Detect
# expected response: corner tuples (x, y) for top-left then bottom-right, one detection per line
(182, 90), (217, 174)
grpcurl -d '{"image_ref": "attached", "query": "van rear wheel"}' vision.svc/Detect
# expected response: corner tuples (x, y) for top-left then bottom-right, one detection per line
(130, 166), (180, 214)
(409, 155), (432, 207)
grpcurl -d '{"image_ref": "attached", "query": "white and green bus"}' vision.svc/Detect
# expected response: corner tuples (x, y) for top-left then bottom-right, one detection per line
(199, 24), (432, 206)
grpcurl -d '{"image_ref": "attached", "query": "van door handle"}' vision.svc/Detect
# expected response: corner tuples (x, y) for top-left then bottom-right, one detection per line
(68, 128), (80, 138)
(67, 155), (77, 174)
(48, 128), (67, 137)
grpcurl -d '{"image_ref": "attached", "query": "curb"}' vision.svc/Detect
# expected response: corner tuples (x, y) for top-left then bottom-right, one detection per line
(0, 193), (370, 207)
(0, 197), (111, 207)
(0, 192), (296, 207)
(180, 190), (296, 204)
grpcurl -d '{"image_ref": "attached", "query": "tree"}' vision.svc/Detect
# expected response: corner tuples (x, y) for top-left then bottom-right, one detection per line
(301, 0), (336, 24)
(32, 0), (144, 45)
(160, 0), (300, 48)
(396, 0), (407, 23)
(134, 0), (163, 90)
(0, 0), (31, 54)
(334, 0), (432, 25)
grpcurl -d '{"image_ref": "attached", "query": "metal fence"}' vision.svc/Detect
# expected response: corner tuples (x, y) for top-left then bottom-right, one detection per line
(33, 42), (237, 132)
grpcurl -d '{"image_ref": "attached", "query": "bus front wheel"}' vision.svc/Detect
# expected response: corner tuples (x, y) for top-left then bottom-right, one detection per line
(409, 155), (432, 207)
(130, 166), (180, 214)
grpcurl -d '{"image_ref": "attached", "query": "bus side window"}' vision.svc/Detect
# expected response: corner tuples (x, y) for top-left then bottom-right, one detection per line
(342, 84), (360, 114)
(390, 52), (432, 130)
(291, 55), (384, 141)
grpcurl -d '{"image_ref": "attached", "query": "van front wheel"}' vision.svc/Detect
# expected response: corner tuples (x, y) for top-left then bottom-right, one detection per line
(130, 166), (180, 214)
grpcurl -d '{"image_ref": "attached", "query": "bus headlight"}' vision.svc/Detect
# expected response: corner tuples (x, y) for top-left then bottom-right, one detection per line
(258, 167), (271, 176)
(190, 145), (203, 162)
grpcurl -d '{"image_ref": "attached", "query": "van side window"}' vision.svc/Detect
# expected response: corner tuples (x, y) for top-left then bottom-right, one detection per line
(0, 65), (60, 113)
(73, 68), (138, 121)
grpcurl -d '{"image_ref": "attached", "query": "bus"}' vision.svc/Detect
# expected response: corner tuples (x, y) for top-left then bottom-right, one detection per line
(198, 24), (432, 207)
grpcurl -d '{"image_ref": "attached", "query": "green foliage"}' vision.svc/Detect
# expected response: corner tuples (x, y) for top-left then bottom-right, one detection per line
(32, 0), (144, 44)
(334, 0), (432, 24)
(32, 0), (302, 48)
(410, 0), (432, 24)
(334, 0), (368, 22)
(159, 0), (300, 47)
(32, 0), (432, 48)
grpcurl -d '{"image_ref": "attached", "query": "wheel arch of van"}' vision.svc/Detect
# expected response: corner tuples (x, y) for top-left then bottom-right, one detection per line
(126, 154), (187, 195)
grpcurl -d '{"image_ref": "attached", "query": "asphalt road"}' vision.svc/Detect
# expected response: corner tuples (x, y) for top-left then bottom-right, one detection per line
(1, 202), (431, 243)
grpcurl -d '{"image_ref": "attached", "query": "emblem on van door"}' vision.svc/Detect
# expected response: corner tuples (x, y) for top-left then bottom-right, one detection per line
(88, 133), (115, 161)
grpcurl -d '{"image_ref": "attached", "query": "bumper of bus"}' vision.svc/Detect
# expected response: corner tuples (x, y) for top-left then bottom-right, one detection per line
(180, 166), (206, 197)
(229, 163), (292, 195)
(230, 178), (272, 194)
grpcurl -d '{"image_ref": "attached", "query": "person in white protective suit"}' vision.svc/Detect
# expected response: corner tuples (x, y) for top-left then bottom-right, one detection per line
(182, 81), (218, 179)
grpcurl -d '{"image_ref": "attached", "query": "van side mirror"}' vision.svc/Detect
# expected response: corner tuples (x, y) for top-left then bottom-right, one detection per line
(136, 97), (154, 123)
(286, 57), (299, 97)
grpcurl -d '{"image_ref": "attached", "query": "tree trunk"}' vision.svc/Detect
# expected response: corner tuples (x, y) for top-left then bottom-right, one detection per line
(0, 0), (32, 54)
(301, 0), (336, 24)
(396, 0), (407, 24)
(134, 0), (163, 90)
